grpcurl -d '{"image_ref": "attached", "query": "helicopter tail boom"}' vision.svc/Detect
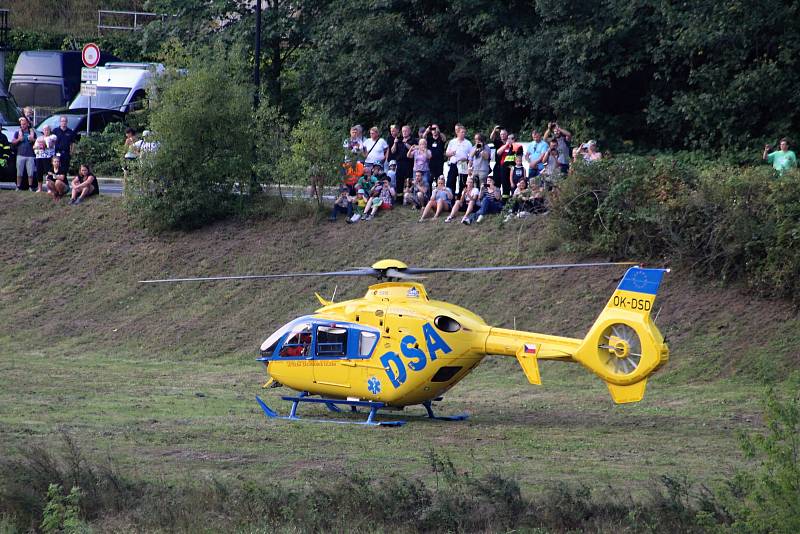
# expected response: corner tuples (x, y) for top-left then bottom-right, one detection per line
(484, 267), (669, 404)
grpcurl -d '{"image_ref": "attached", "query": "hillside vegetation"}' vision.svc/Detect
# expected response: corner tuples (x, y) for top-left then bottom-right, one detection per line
(1, 194), (799, 531)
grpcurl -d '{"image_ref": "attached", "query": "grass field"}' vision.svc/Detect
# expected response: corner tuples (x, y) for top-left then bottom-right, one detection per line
(1, 193), (798, 530)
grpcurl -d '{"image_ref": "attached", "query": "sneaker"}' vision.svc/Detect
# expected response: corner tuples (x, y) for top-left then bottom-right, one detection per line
(463, 217), (472, 225)
(476, 214), (484, 224)
(444, 216), (453, 223)
(518, 211), (530, 219)
(68, 199), (76, 205)
(345, 217), (352, 224)
(74, 197), (83, 205)
(503, 214), (512, 223)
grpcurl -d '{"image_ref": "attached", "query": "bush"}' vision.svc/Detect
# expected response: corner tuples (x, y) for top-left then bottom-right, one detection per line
(552, 156), (800, 300)
(124, 47), (257, 231)
(71, 122), (127, 176)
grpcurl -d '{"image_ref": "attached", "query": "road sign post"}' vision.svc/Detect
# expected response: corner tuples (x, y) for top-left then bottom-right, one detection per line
(82, 44), (100, 136)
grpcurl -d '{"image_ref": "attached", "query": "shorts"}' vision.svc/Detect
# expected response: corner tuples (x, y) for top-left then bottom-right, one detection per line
(16, 155), (35, 177)
(380, 201), (392, 210)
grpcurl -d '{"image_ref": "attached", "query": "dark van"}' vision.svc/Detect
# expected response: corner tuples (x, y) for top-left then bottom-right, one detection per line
(8, 50), (119, 110)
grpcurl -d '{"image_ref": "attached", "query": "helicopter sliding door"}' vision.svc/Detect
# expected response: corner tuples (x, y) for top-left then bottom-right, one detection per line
(311, 323), (380, 394)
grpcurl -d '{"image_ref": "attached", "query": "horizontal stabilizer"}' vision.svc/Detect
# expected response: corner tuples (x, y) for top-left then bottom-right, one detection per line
(606, 379), (647, 404)
(516, 345), (542, 385)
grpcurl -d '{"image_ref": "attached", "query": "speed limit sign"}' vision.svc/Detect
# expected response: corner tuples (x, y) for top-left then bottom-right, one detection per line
(82, 43), (100, 68)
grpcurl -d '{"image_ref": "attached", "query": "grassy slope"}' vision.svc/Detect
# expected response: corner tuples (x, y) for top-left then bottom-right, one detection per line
(1, 193), (798, 496)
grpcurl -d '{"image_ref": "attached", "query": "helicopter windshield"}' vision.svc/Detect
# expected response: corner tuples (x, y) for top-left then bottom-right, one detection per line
(259, 317), (380, 360)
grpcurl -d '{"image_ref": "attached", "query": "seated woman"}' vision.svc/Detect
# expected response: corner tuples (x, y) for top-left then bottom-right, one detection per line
(363, 178), (395, 220)
(465, 176), (502, 224)
(45, 155), (69, 201)
(445, 175), (479, 223)
(70, 164), (100, 205)
(419, 176), (454, 221)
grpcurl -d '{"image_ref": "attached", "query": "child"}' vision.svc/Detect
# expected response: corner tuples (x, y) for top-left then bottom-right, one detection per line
(510, 155), (526, 192)
(329, 185), (353, 222)
(348, 189), (368, 223)
(363, 179), (395, 220)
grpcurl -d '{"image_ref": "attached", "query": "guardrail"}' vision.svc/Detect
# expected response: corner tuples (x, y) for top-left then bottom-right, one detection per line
(98, 10), (170, 32)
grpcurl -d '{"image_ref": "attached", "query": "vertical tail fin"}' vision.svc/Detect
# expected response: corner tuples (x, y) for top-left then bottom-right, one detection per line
(574, 267), (670, 403)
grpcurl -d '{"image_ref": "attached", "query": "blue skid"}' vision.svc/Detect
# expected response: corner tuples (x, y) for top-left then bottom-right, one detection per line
(255, 395), (406, 426)
(255, 395), (469, 426)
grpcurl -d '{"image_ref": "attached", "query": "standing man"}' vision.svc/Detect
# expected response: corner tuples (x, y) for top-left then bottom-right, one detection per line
(544, 122), (572, 174)
(525, 129), (548, 180)
(11, 117), (36, 191)
(445, 124), (472, 196)
(489, 125), (510, 195)
(53, 116), (76, 175)
(390, 125), (416, 199)
(424, 123), (447, 181)
(763, 138), (797, 175)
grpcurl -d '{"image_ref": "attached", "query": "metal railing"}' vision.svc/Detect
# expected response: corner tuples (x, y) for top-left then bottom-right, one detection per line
(97, 10), (169, 32)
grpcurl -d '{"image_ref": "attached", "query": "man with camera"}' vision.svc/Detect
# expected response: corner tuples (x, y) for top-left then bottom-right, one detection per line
(470, 133), (491, 184)
(525, 129), (548, 179)
(544, 122), (572, 174)
(424, 124), (447, 180)
(390, 125), (416, 200)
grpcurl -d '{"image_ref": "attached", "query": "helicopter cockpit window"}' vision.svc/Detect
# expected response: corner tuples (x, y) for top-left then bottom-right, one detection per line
(279, 323), (313, 357)
(359, 331), (378, 357)
(316, 326), (348, 357)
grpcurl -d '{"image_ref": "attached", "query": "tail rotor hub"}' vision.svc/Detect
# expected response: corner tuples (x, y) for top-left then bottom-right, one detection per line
(598, 324), (642, 376)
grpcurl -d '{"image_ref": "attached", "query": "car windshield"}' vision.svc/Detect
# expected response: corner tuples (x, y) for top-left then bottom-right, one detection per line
(0, 98), (21, 126)
(37, 115), (82, 132)
(70, 87), (130, 110)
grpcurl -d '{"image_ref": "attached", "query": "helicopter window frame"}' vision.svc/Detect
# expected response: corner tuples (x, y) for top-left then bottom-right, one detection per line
(315, 325), (348, 357)
(278, 322), (314, 358)
(259, 318), (380, 361)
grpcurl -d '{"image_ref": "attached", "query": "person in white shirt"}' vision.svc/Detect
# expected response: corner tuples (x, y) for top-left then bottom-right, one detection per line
(362, 126), (389, 171)
(444, 124), (472, 198)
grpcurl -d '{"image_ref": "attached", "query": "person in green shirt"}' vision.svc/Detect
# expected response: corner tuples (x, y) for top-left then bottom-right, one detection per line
(763, 138), (797, 174)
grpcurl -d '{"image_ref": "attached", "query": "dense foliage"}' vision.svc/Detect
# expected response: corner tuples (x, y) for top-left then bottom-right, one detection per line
(124, 50), (256, 231)
(139, 0), (799, 151)
(553, 156), (800, 301)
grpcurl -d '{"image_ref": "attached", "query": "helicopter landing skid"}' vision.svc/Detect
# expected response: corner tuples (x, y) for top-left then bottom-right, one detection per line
(255, 395), (406, 427)
(422, 400), (469, 421)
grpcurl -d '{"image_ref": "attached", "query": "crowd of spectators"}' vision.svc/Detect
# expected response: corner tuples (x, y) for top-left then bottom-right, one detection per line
(333, 121), (601, 224)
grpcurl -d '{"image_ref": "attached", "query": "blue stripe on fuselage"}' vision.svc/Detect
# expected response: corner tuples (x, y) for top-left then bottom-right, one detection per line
(616, 267), (666, 296)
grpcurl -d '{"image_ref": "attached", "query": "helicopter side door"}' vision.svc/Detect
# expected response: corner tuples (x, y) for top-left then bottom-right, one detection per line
(311, 323), (380, 391)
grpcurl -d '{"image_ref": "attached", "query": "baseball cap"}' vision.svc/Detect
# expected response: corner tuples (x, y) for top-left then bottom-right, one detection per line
(357, 188), (365, 195)
(388, 160), (397, 166)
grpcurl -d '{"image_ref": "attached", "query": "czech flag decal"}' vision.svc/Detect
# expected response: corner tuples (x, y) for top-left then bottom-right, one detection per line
(524, 344), (538, 354)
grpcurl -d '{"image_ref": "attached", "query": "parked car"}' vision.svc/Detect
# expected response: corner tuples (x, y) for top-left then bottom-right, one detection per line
(35, 109), (126, 138)
(8, 50), (119, 112)
(69, 62), (164, 113)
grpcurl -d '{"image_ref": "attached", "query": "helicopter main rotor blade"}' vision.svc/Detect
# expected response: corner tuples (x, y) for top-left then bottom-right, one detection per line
(384, 268), (425, 280)
(403, 261), (638, 275)
(139, 268), (377, 284)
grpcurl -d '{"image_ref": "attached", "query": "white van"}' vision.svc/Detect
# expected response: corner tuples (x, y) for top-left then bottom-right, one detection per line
(69, 62), (165, 113)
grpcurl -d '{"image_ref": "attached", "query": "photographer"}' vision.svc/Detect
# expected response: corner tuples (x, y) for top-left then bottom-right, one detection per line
(424, 123), (447, 179)
(470, 133), (491, 183)
(763, 138), (797, 175)
(362, 126), (389, 172)
(363, 178), (396, 220)
(407, 138), (432, 185)
(343, 124), (364, 156)
(329, 185), (354, 222)
(390, 125), (416, 197)
(544, 121), (572, 174)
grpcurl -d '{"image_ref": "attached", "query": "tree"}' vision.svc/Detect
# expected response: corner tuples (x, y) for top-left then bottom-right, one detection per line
(125, 47), (255, 230)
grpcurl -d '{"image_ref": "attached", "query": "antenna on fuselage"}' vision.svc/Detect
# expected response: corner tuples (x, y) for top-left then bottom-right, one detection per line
(331, 285), (338, 303)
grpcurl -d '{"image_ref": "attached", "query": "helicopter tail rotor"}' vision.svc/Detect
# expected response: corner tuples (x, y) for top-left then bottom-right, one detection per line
(573, 267), (670, 403)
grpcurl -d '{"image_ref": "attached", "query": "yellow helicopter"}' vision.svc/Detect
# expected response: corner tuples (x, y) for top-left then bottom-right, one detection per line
(141, 259), (669, 426)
